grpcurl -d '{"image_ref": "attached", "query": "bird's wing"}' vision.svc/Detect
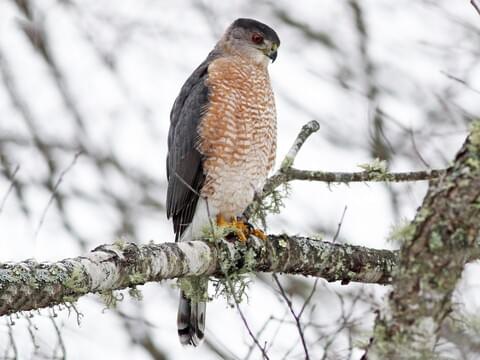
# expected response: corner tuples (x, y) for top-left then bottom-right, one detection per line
(167, 52), (217, 241)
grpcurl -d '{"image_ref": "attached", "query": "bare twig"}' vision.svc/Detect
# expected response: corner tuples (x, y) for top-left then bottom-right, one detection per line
(298, 279), (318, 319)
(244, 316), (274, 360)
(6, 320), (17, 360)
(273, 274), (310, 360)
(332, 206), (348, 243)
(49, 315), (66, 360)
(34, 152), (82, 240)
(409, 129), (431, 168)
(0, 164), (19, 216)
(227, 275), (270, 360)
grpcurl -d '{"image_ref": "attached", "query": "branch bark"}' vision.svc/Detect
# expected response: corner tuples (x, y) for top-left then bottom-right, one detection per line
(365, 121), (480, 359)
(0, 235), (397, 316)
(258, 121), (445, 201)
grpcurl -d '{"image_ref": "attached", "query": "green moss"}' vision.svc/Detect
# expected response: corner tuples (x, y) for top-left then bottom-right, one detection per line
(113, 237), (128, 250)
(466, 157), (480, 171)
(428, 231), (443, 251)
(177, 276), (209, 303)
(358, 158), (391, 181)
(250, 183), (290, 227)
(212, 273), (251, 307)
(128, 286), (143, 301)
(62, 295), (80, 303)
(201, 222), (235, 240)
(388, 219), (416, 245)
(469, 120), (480, 149)
(64, 266), (89, 293)
(99, 290), (123, 309)
(128, 272), (147, 285)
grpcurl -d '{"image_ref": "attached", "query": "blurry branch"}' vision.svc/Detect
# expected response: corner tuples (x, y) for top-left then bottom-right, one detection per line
(15, 0), (86, 132)
(0, 235), (397, 317)
(364, 121), (480, 359)
(34, 151), (81, 240)
(0, 164), (19, 216)
(472, 0), (480, 16)
(257, 121), (446, 203)
(116, 308), (168, 360)
(272, 9), (337, 50)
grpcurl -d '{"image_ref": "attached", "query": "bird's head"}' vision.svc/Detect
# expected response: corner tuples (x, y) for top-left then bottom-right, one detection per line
(219, 18), (280, 66)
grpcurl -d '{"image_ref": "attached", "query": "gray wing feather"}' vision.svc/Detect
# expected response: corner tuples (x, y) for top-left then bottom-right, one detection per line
(167, 51), (218, 241)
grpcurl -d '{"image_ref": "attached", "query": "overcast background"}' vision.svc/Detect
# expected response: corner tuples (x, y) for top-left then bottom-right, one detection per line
(0, 1), (479, 359)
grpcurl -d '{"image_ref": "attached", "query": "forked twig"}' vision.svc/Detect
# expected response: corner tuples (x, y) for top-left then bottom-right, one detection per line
(273, 274), (310, 360)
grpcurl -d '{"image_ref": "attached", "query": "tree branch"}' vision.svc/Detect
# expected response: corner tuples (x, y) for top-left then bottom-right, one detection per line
(365, 121), (480, 359)
(258, 121), (445, 201)
(262, 168), (445, 197)
(0, 235), (397, 317)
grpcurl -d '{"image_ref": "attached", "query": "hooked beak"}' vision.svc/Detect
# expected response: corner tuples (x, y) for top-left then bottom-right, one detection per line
(266, 43), (278, 63)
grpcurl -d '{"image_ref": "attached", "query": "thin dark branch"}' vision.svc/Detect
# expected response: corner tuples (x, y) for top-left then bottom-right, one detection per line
(273, 274), (310, 360)
(332, 206), (348, 244)
(34, 152), (82, 240)
(472, 0), (480, 17)
(298, 280), (318, 319)
(0, 164), (20, 216)
(227, 275), (270, 360)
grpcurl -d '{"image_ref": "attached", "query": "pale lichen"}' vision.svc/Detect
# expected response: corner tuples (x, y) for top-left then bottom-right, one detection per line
(358, 158), (391, 181)
(388, 219), (416, 245)
(177, 276), (209, 303)
(99, 290), (124, 309)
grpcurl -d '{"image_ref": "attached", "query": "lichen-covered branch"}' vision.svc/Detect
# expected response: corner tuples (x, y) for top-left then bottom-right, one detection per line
(279, 120), (321, 169)
(0, 235), (397, 316)
(365, 121), (480, 359)
(257, 121), (445, 201)
(262, 168), (445, 198)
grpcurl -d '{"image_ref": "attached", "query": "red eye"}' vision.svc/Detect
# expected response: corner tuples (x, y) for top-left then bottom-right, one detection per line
(251, 33), (264, 44)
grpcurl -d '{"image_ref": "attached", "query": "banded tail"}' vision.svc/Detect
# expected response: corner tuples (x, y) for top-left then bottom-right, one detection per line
(177, 290), (206, 346)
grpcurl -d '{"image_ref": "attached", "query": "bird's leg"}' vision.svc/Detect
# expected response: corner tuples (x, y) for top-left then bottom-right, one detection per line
(251, 227), (267, 241)
(216, 214), (246, 242)
(235, 216), (268, 241)
(216, 214), (266, 242)
(231, 217), (249, 242)
(216, 214), (228, 227)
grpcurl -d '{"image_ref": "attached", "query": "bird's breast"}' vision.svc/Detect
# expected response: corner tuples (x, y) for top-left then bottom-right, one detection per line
(198, 56), (277, 217)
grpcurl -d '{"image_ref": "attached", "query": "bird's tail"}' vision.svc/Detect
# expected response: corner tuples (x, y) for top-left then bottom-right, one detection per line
(177, 290), (206, 346)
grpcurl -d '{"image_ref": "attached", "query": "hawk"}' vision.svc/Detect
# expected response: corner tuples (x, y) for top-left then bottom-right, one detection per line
(167, 18), (280, 346)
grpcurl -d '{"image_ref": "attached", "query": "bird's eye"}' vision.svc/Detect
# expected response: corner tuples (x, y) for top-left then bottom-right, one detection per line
(251, 33), (264, 44)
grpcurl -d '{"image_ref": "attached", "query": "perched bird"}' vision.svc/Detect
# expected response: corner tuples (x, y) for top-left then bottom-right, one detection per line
(167, 18), (280, 346)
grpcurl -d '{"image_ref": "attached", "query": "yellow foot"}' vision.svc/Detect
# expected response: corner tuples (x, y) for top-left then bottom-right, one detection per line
(232, 218), (249, 243)
(251, 228), (267, 241)
(216, 214), (267, 242)
(216, 214), (228, 227)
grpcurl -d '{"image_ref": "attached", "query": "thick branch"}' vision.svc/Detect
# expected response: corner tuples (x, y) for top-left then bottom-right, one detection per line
(365, 122), (480, 359)
(0, 235), (397, 316)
